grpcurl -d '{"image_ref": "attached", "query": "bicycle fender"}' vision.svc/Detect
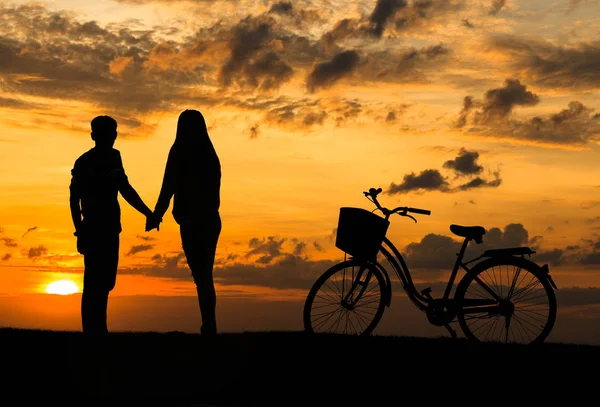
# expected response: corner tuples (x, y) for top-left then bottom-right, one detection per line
(375, 262), (393, 307)
(539, 263), (558, 290)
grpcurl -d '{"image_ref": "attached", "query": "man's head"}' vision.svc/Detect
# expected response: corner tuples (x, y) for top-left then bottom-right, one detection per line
(91, 115), (117, 149)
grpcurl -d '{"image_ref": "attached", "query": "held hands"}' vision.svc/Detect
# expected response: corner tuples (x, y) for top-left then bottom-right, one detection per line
(145, 212), (162, 232)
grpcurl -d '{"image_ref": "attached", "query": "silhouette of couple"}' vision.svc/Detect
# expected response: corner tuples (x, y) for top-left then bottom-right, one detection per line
(69, 110), (221, 337)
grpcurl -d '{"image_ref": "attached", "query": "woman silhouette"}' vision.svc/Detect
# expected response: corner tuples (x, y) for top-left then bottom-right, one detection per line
(149, 109), (222, 335)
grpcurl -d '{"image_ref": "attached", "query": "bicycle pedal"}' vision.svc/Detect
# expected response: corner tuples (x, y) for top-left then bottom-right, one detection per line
(420, 287), (433, 300)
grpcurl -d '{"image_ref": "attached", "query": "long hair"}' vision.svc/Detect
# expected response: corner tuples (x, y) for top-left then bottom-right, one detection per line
(172, 109), (220, 167)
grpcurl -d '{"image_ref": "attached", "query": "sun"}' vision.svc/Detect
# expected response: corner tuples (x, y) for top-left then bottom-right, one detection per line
(46, 280), (79, 295)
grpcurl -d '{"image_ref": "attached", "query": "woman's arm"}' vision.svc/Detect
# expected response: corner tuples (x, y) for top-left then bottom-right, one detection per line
(153, 148), (177, 221)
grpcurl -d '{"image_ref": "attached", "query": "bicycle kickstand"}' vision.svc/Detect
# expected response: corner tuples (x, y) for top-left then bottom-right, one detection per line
(444, 324), (457, 340)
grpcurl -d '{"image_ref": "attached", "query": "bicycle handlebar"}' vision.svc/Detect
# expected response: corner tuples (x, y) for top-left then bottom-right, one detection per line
(363, 187), (431, 219)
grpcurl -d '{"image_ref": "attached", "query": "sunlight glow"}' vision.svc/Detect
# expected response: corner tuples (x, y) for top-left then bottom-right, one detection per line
(45, 280), (79, 295)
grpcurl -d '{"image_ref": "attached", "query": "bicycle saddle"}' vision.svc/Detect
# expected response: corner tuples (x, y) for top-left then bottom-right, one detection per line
(450, 224), (486, 243)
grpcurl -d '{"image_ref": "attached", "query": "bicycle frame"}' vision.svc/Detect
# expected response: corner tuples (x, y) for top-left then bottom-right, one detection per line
(374, 235), (482, 312)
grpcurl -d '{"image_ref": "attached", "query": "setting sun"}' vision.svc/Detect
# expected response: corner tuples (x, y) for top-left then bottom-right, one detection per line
(46, 280), (80, 296)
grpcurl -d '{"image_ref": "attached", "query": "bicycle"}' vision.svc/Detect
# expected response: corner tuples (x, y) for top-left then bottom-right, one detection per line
(303, 187), (558, 344)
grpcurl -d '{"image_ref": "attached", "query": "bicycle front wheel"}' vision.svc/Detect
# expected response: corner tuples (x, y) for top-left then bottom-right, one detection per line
(303, 260), (386, 336)
(455, 256), (557, 345)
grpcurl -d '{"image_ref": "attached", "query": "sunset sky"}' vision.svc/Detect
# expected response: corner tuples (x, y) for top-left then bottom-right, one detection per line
(1, 0), (600, 345)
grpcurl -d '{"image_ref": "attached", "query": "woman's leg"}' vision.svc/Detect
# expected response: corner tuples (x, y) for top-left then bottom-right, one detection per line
(180, 214), (221, 334)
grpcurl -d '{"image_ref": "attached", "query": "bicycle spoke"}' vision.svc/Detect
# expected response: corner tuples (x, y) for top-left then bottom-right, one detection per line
(306, 262), (385, 336)
(457, 259), (555, 344)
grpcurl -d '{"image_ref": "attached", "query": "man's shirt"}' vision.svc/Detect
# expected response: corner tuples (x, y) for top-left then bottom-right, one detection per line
(70, 147), (128, 234)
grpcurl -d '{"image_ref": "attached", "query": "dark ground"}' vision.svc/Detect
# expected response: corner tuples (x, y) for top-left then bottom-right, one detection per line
(1, 327), (598, 405)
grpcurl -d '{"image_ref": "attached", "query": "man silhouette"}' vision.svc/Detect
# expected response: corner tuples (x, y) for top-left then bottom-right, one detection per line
(69, 115), (156, 337)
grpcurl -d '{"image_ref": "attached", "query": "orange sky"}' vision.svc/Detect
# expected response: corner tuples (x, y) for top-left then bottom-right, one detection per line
(1, 0), (600, 345)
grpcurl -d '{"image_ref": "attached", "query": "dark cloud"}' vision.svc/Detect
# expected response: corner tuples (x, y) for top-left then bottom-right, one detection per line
(369, 0), (408, 37)
(489, 35), (600, 90)
(246, 236), (287, 264)
(293, 241), (307, 256)
(28, 245), (47, 258)
(0, 4), (178, 135)
(263, 98), (328, 129)
(462, 18), (475, 28)
(455, 79), (600, 147)
(127, 244), (155, 256)
(22, 226), (37, 238)
(402, 223), (538, 270)
(333, 99), (362, 126)
(268, 1), (294, 15)
(585, 217), (600, 224)
(456, 79), (540, 126)
(219, 17), (293, 91)
(387, 148), (502, 195)
(2, 253), (11, 261)
(403, 233), (460, 269)
(0, 96), (41, 110)
(454, 172), (502, 191)
(1, 238), (17, 248)
(443, 148), (483, 177)
(489, 0), (506, 15)
(388, 169), (450, 194)
(249, 124), (259, 139)
(215, 255), (338, 290)
(372, 44), (451, 83)
(306, 50), (360, 92)
(121, 237), (338, 290)
(137, 235), (156, 241)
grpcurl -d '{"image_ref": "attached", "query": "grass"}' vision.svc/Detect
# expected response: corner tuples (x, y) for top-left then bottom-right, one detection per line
(2, 327), (599, 405)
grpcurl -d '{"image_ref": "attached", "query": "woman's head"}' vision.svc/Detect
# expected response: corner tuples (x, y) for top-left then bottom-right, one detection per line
(174, 109), (209, 146)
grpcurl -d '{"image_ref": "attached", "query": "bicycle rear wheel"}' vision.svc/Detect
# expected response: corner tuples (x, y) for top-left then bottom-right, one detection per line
(303, 260), (386, 336)
(455, 256), (557, 345)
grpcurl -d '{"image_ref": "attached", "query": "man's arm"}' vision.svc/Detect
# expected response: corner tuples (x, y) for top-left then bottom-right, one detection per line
(69, 167), (83, 235)
(114, 154), (154, 218)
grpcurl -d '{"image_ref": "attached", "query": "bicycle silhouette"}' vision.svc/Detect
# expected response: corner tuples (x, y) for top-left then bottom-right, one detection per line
(304, 187), (558, 344)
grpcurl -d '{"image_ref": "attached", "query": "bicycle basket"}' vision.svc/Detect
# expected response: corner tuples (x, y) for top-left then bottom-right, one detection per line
(335, 207), (389, 261)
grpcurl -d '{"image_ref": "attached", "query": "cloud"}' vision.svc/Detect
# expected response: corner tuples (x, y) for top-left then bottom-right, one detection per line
(218, 16), (294, 91)
(387, 148), (502, 195)
(1, 253), (11, 261)
(369, 0), (408, 38)
(488, 35), (600, 90)
(462, 18), (475, 28)
(454, 79), (600, 147)
(127, 244), (155, 256)
(388, 169), (451, 194)
(1, 238), (17, 248)
(249, 124), (260, 139)
(306, 50), (360, 92)
(246, 236), (287, 264)
(443, 148), (483, 177)
(402, 222), (535, 270)
(136, 235), (156, 241)
(22, 226), (38, 238)
(489, 0), (506, 15)
(28, 245), (48, 258)
(268, 1), (294, 15)
(321, 0), (464, 43)
(370, 44), (452, 83)
(0, 96), (41, 110)
(456, 79), (540, 126)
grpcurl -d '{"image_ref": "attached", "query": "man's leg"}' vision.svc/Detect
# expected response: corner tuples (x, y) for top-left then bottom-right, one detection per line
(81, 234), (119, 336)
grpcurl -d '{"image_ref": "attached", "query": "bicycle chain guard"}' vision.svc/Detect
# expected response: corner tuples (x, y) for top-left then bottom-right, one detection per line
(425, 299), (457, 326)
